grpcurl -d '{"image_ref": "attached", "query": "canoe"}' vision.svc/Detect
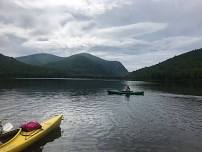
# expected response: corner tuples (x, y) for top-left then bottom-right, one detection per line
(107, 90), (144, 95)
(0, 114), (63, 152)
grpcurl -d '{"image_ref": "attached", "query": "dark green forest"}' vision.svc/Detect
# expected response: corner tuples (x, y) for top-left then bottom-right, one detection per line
(0, 53), (128, 79)
(2, 48), (202, 81)
(128, 48), (202, 81)
(0, 54), (65, 78)
(45, 53), (128, 77)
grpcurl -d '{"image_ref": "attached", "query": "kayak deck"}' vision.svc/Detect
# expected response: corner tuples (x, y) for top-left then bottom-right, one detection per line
(0, 114), (63, 152)
(107, 90), (144, 95)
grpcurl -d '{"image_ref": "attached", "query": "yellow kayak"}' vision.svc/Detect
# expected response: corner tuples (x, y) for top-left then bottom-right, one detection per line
(0, 114), (63, 152)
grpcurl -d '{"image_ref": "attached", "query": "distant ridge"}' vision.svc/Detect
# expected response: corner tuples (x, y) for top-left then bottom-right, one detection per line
(128, 48), (202, 81)
(45, 53), (128, 77)
(16, 53), (64, 66)
(0, 52), (128, 78)
(0, 54), (57, 78)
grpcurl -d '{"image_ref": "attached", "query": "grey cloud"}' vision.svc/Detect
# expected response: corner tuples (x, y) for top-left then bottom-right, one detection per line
(0, 0), (202, 71)
(0, 35), (33, 57)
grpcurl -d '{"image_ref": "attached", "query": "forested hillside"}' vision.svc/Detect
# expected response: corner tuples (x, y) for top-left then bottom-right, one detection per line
(128, 48), (202, 81)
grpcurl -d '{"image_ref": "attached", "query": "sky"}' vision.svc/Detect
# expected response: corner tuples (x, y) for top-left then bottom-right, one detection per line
(0, 0), (202, 71)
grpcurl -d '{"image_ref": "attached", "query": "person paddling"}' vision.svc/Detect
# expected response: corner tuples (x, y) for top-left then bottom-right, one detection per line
(125, 85), (130, 91)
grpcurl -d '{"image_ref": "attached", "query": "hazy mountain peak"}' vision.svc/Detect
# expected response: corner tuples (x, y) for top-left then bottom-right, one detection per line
(13, 52), (128, 77)
(46, 53), (128, 77)
(16, 53), (64, 66)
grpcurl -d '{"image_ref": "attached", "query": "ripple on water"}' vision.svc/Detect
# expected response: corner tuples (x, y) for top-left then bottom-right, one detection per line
(0, 79), (202, 152)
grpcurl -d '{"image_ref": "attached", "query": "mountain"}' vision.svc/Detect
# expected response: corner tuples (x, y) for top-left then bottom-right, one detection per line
(45, 53), (128, 77)
(0, 54), (63, 78)
(128, 48), (202, 81)
(16, 53), (64, 66)
(1, 53), (128, 78)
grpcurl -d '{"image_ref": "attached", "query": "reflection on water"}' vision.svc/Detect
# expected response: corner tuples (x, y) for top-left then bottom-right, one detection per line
(0, 79), (125, 96)
(128, 81), (202, 96)
(0, 79), (202, 152)
(22, 127), (62, 152)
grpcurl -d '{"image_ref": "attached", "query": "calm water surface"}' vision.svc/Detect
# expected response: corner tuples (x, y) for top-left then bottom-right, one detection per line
(0, 79), (202, 152)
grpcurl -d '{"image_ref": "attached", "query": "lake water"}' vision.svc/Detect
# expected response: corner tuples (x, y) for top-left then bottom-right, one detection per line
(0, 79), (202, 152)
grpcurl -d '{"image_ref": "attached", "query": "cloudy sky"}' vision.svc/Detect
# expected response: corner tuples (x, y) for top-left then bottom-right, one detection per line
(0, 0), (202, 71)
